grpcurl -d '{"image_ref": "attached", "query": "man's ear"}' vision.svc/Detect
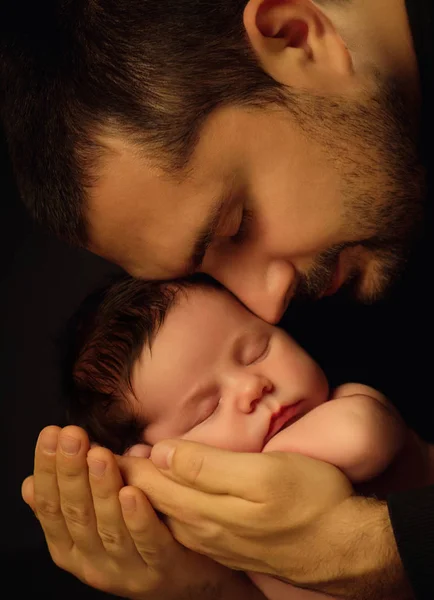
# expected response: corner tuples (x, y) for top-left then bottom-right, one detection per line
(243, 0), (354, 92)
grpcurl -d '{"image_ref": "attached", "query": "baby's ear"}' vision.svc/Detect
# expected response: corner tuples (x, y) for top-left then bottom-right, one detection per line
(124, 444), (152, 458)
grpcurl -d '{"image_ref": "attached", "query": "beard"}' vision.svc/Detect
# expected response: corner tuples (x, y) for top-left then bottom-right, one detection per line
(294, 240), (412, 303)
(286, 70), (426, 303)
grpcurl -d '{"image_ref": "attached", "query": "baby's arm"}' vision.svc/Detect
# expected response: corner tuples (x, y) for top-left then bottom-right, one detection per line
(252, 386), (407, 600)
(263, 383), (407, 482)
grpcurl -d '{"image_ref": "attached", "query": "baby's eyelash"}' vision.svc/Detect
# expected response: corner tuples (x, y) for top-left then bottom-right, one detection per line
(245, 335), (271, 366)
(232, 208), (254, 242)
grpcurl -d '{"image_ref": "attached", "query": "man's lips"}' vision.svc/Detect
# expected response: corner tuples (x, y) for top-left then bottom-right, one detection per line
(322, 257), (343, 297)
(265, 401), (302, 444)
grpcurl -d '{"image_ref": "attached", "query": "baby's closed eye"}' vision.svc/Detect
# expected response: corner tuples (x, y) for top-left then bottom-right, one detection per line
(240, 333), (271, 365)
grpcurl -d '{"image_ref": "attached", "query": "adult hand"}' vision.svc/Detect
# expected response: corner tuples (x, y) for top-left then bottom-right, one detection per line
(118, 441), (412, 600)
(22, 426), (262, 600)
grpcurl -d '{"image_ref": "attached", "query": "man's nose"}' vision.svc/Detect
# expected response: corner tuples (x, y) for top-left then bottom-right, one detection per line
(204, 255), (296, 323)
(228, 375), (274, 413)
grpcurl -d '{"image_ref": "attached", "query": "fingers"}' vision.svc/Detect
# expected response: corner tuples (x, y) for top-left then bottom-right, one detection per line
(21, 476), (36, 512)
(117, 455), (209, 517)
(117, 455), (252, 528)
(150, 440), (272, 501)
(87, 446), (137, 558)
(117, 455), (179, 514)
(33, 426), (73, 551)
(55, 426), (103, 555)
(119, 485), (177, 566)
(125, 444), (152, 458)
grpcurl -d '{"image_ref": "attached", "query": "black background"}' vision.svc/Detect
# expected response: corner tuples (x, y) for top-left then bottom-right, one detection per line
(2, 0), (434, 596)
(1, 126), (121, 598)
(1, 124), (433, 597)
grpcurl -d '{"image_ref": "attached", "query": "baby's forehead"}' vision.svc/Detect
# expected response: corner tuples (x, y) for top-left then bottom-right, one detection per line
(145, 283), (262, 363)
(134, 283), (246, 362)
(158, 283), (284, 354)
(130, 284), (250, 407)
(173, 283), (254, 320)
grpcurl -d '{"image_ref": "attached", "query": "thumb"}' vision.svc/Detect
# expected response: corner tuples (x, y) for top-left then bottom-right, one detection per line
(150, 439), (271, 500)
(21, 476), (37, 514)
(116, 454), (161, 487)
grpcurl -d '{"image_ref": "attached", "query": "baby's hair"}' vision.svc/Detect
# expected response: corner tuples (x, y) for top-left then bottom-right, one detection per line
(67, 274), (218, 454)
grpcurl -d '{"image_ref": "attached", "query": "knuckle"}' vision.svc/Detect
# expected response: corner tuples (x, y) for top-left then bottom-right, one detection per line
(171, 519), (219, 554)
(194, 536), (217, 556)
(174, 448), (205, 486)
(97, 526), (126, 551)
(125, 518), (148, 537)
(36, 460), (56, 476)
(192, 525), (222, 555)
(168, 505), (198, 526)
(35, 495), (60, 519)
(57, 463), (81, 480)
(198, 520), (222, 543)
(81, 564), (114, 592)
(91, 484), (113, 501)
(133, 533), (175, 567)
(61, 501), (93, 528)
(138, 542), (170, 566)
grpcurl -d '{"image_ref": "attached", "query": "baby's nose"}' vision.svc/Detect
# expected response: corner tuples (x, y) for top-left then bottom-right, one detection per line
(236, 376), (273, 413)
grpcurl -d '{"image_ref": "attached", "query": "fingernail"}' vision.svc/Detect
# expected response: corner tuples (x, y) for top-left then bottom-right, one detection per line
(60, 435), (81, 456)
(120, 493), (136, 511)
(40, 430), (58, 455)
(150, 441), (177, 469)
(87, 458), (106, 478)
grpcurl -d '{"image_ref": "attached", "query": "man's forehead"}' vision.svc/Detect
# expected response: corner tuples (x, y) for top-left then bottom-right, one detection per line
(86, 133), (230, 278)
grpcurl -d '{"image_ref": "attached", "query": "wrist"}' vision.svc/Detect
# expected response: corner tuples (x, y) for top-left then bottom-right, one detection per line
(324, 496), (413, 600)
(151, 549), (266, 600)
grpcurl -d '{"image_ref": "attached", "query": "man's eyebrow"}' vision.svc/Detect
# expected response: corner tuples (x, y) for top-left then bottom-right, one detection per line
(188, 187), (235, 271)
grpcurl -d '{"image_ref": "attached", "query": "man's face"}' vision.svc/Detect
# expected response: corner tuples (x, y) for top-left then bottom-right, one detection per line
(88, 78), (424, 323)
(131, 286), (329, 452)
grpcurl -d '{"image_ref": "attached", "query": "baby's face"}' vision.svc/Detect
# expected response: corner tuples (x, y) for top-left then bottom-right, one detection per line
(132, 286), (329, 452)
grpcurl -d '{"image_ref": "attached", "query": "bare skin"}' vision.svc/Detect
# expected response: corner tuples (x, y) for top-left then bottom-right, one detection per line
(23, 290), (434, 600)
(22, 0), (428, 598)
(87, 0), (423, 323)
(22, 426), (265, 600)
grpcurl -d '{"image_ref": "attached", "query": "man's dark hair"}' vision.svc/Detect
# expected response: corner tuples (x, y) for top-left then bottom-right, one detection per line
(1, 0), (290, 244)
(0, 1), (352, 245)
(66, 274), (216, 454)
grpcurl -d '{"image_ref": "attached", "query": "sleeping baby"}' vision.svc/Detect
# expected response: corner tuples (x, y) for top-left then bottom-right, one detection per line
(68, 275), (413, 600)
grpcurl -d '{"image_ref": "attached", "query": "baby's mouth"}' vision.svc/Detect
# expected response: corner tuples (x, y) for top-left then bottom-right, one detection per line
(264, 401), (302, 444)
